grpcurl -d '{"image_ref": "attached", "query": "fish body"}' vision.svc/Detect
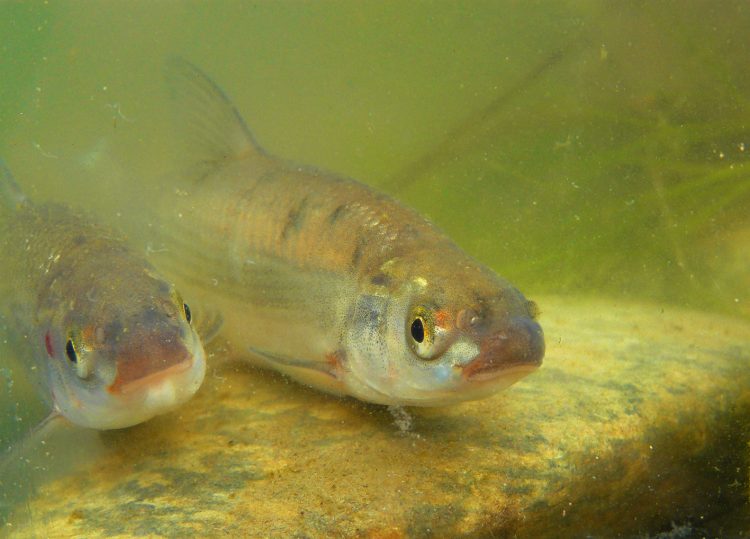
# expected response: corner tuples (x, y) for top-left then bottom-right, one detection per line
(147, 59), (544, 406)
(0, 162), (205, 429)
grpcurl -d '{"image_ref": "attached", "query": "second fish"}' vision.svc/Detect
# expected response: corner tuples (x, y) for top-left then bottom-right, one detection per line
(0, 161), (206, 430)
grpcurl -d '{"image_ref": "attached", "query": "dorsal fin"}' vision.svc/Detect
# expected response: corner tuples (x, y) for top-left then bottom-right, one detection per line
(0, 159), (27, 213)
(164, 57), (265, 181)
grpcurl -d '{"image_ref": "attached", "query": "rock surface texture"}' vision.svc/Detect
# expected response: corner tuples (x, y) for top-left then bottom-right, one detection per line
(6, 297), (750, 538)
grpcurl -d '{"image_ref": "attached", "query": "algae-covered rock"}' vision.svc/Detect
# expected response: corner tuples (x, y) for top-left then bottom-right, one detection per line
(4, 297), (750, 538)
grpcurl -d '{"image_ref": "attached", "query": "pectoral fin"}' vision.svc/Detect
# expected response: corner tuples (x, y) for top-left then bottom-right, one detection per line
(191, 304), (224, 344)
(248, 347), (342, 380)
(0, 159), (27, 213)
(0, 410), (68, 475)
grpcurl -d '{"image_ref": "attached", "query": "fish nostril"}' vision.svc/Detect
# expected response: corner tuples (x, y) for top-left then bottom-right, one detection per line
(457, 309), (481, 330)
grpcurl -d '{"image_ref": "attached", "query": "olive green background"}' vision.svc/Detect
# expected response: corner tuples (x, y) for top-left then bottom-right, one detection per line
(1, 1), (748, 536)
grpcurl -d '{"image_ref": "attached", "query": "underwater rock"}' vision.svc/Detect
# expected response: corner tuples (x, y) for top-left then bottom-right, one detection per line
(4, 297), (750, 537)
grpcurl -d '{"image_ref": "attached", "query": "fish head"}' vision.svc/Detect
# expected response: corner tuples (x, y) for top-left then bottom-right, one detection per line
(40, 268), (206, 429)
(345, 260), (543, 406)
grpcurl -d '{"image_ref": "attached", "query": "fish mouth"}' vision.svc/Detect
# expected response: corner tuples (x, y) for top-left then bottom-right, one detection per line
(70, 336), (206, 430)
(109, 359), (193, 396)
(462, 316), (545, 383)
(107, 333), (204, 397)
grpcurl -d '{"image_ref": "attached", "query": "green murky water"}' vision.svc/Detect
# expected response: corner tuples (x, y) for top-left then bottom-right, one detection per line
(1, 1), (749, 536)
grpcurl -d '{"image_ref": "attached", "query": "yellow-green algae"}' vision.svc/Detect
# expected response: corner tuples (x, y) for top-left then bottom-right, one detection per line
(5, 297), (749, 537)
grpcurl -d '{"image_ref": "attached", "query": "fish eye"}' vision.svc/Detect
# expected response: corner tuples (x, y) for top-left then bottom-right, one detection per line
(410, 317), (425, 343)
(408, 305), (455, 360)
(408, 306), (447, 361)
(183, 302), (192, 324)
(66, 336), (93, 379)
(65, 339), (78, 363)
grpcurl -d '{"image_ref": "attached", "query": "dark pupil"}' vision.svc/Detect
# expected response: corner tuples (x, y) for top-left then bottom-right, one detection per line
(183, 303), (192, 323)
(65, 339), (78, 363)
(411, 318), (425, 343)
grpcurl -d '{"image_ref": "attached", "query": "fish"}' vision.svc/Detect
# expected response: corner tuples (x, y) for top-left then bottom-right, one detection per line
(0, 160), (206, 430)
(142, 58), (544, 406)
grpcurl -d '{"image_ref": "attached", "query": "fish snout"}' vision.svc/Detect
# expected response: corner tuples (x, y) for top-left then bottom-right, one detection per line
(107, 330), (193, 395)
(462, 316), (545, 381)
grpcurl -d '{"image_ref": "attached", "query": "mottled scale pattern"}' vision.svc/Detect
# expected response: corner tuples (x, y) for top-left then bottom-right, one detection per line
(184, 156), (459, 288)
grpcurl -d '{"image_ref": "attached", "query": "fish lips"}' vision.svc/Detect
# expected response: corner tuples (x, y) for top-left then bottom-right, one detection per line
(107, 332), (195, 396)
(461, 316), (545, 383)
